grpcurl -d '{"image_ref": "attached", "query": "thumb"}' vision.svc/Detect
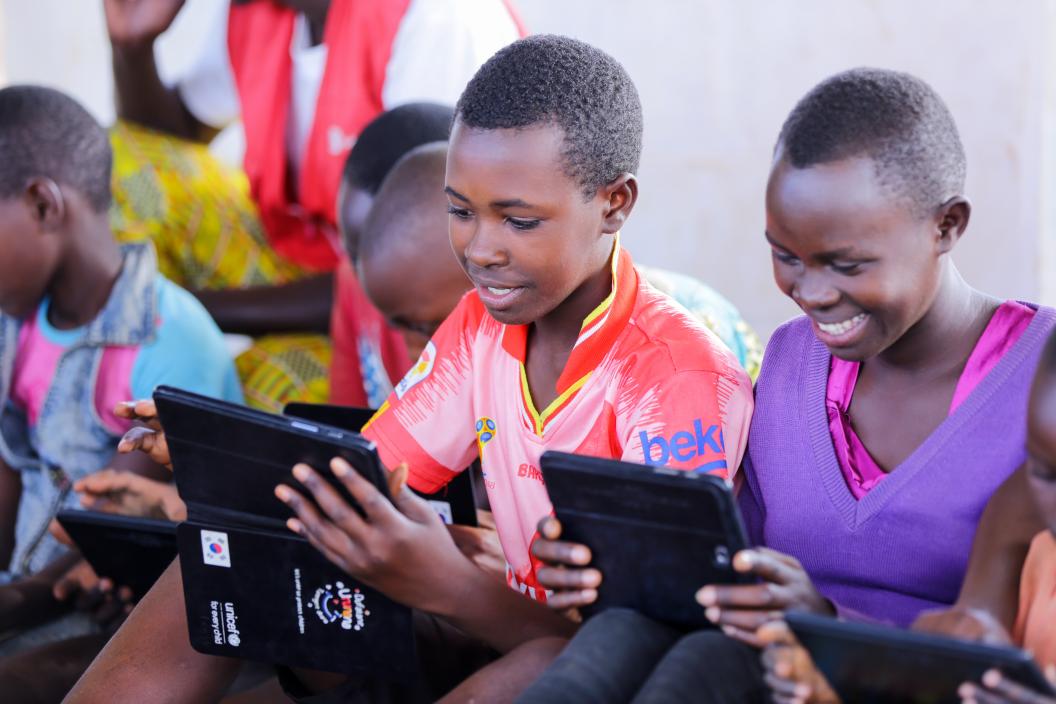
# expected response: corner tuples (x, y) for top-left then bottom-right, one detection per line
(53, 577), (74, 601)
(386, 463), (408, 497)
(756, 619), (793, 647)
(392, 482), (437, 524)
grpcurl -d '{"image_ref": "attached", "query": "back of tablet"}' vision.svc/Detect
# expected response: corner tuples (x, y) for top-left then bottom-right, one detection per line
(57, 510), (177, 598)
(283, 401), (479, 526)
(540, 451), (750, 628)
(155, 386), (387, 527)
(787, 611), (1056, 703)
(179, 520), (415, 677)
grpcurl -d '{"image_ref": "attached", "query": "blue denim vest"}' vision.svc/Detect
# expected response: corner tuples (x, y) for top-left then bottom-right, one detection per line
(0, 243), (158, 576)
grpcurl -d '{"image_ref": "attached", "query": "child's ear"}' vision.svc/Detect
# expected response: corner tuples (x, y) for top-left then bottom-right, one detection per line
(600, 173), (639, 235)
(24, 178), (66, 232)
(935, 195), (971, 254)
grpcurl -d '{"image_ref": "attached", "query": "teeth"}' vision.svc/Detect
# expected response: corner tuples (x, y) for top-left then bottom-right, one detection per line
(817, 313), (866, 336)
(487, 287), (513, 295)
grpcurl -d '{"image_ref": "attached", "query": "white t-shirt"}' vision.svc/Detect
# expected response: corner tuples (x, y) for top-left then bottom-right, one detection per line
(158, 0), (520, 177)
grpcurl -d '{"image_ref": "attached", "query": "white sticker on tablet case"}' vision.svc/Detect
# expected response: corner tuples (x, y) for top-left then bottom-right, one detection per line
(201, 530), (232, 568)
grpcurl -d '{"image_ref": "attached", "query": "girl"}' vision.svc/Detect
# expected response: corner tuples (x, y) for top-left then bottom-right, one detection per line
(522, 67), (1056, 703)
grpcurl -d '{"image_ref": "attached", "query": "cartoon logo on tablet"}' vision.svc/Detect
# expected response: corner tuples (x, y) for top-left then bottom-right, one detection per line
(309, 581), (369, 632)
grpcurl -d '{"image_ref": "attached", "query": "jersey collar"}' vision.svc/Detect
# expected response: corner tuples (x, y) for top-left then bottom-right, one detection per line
(501, 236), (638, 436)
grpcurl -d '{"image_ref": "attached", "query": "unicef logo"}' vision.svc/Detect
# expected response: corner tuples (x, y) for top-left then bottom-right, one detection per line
(476, 418), (497, 448)
(227, 633), (240, 647)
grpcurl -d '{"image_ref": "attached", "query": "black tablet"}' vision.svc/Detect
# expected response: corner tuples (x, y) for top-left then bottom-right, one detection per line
(786, 611), (1056, 703)
(539, 451), (751, 627)
(56, 510), (177, 598)
(283, 401), (479, 526)
(154, 386), (389, 525)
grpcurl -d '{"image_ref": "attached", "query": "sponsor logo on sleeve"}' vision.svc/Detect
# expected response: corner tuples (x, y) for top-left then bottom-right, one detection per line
(200, 530), (231, 568)
(638, 419), (727, 473)
(395, 341), (436, 399)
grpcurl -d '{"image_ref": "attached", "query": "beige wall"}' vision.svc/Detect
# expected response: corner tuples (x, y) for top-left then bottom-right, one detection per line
(5, 0), (1056, 337)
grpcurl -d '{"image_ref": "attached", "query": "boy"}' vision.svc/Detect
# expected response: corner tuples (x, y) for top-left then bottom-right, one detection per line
(68, 35), (752, 702)
(0, 86), (239, 682)
(329, 103), (456, 408)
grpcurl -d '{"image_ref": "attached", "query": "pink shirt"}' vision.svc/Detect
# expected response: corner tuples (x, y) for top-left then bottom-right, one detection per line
(827, 301), (1035, 499)
(364, 243), (753, 600)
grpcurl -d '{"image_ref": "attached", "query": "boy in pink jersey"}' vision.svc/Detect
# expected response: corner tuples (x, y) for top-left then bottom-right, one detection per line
(68, 35), (751, 703)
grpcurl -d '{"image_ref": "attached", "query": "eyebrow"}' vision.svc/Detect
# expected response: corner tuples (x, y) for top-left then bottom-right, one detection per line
(764, 231), (867, 260)
(443, 186), (536, 210)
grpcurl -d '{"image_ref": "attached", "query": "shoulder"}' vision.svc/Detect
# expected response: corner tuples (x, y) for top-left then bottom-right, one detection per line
(146, 278), (228, 358)
(622, 280), (748, 386)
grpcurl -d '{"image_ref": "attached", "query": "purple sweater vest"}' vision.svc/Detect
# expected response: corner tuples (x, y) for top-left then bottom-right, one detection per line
(739, 306), (1056, 626)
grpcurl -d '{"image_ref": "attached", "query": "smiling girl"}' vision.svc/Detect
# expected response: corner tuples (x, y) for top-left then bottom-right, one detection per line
(523, 68), (1056, 704)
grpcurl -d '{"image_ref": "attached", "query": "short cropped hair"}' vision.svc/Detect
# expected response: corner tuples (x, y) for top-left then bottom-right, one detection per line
(455, 34), (643, 197)
(0, 85), (111, 212)
(777, 68), (966, 217)
(360, 141), (448, 262)
(342, 102), (454, 194)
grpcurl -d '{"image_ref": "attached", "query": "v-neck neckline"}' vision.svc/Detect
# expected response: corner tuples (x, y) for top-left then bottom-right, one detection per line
(803, 304), (1054, 530)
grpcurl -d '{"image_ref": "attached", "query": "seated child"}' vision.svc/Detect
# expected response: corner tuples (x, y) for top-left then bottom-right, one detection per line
(328, 102), (457, 408)
(761, 328), (1056, 704)
(66, 35), (754, 704)
(0, 85), (240, 697)
(522, 68), (1056, 703)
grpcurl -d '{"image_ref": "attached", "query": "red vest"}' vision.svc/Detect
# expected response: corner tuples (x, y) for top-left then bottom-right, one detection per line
(227, 0), (411, 271)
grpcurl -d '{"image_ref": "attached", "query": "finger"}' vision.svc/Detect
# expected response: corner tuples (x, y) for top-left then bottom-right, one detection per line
(536, 565), (602, 590)
(389, 476), (442, 525)
(764, 669), (804, 699)
(74, 468), (119, 494)
(531, 538), (591, 566)
(291, 463), (371, 535)
(719, 623), (766, 648)
(697, 583), (786, 609)
(286, 517), (362, 579)
(49, 519), (74, 546)
(326, 458), (396, 525)
(733, 549), (803, 585)
(542, 589), (598, 611)
(756, 619), (794, 647)
(386, 462), (408, 497)
(707, 607), (783, 634)
(984, 669), (1050, 703)
(276, 484), (362, 568)
(538, 515), (562, 540)
(53, 578), (74, 601)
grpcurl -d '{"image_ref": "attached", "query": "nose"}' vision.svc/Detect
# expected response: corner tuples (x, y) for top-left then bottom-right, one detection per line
(462, 220), (508, 270)
(792, 269), (840, 310)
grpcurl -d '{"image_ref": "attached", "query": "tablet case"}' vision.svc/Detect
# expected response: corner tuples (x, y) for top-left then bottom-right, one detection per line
(283, 402), (479, 527)
(155, 386), (415, 678)
(786, 611), (1056, 703)
(56, 510), (177, 598)
(539, 451), (751, 628)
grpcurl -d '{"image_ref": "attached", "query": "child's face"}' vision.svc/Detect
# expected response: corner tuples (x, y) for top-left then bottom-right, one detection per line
(444, 121), (617, 326)
(0, 194), (61, 320)
(1027, 370), (1056, 536)
(359, 234), (471, 362)
(765, 155), (947, 361)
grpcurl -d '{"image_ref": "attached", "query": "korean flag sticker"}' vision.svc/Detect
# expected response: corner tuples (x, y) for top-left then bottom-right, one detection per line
(201, 530), (231, 568)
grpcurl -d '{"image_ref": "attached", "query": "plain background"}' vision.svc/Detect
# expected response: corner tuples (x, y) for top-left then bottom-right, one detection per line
(3, 0), (1056, 339)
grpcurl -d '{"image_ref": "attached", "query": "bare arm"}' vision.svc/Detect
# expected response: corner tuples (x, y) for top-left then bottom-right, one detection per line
(192, 273), (335, 336)
(955, 465), (1041, 629)
(0, 455), (21, 569)
(105, 0), (206, 140)
(65, 559), (240, 703)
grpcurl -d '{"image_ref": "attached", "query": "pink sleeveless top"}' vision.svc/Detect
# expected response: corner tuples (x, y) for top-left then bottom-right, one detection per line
(827, 301), (1035, 499)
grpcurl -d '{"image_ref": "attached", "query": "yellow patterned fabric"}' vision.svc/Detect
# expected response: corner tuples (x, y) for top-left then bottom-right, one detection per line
(109, 121), (330, 408)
